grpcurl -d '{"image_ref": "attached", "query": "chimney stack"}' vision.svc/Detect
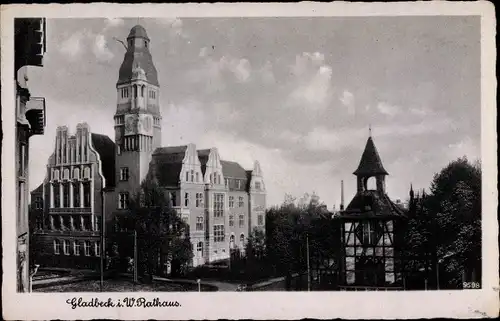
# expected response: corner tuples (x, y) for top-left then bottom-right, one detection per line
(340, 180), (345, 211)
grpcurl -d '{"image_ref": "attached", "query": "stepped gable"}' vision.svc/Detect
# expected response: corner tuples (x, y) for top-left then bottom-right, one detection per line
(353, 136), (388, 176)
(91, 133), (116, 188)
(197, 149), (211, 176)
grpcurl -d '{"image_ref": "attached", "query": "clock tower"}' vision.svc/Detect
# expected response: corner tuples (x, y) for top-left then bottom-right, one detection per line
(113, 25), (162, 200)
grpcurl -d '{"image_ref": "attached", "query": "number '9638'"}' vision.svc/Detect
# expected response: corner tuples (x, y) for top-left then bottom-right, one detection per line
(463, 282), (481, 289)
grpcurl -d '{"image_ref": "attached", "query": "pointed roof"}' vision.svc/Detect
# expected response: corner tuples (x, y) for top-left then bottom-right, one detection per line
(117, 25), (159, 86)
(353, 136), (388, 176)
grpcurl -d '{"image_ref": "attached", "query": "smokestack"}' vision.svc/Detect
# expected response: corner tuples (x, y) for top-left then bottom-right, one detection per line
(340, 180), (345, 211)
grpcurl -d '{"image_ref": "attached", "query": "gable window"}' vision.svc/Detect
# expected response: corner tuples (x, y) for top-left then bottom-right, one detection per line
(213, 193), (224, 218)
(63, 168), (70, 180)
(73, 241), (80, 256)
(238, 196), (244, 208)
(63, 240), (70, 255)
(190, 170), (194, 182)
(53, 240), (61, 254)
(186, 171), (189, 182)
(258, 214), (264, 226)
(225, 178), (229, 187)
(196, 172), (199, 182)
(53, 169), (60, 181)
(120, 167), (129, 181)
(255, 182), (261, 190)
(214, 225), (225, 242)
(236, 180), (241, 189)
(84, 241), (91, 256)
(73, 183), (81, 208)
(118, 192), (129, 209)
(83, 167), (91, 180)
(229, 196), (234, 208)
(218, 174), (221, 185)
(196, 216), (204, 231)
(53, 183), (61, 208)
(184, 192), (190, 207)
(239, 215), (245, 228)
(73, 168), (80, 180)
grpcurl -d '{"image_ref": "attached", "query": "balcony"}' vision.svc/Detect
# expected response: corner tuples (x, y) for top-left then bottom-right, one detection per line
(25, 96), (46, 135)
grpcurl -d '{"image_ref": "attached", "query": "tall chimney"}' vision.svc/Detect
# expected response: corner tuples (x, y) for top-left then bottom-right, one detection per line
(340, 180), (345, 211)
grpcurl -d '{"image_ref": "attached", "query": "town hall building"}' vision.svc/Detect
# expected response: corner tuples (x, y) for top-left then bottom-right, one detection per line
(31, 25), (266, 270)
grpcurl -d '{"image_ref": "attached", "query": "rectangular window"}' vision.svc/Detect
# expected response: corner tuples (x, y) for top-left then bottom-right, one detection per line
(213, 193), (224, 218)
(120, 167), (129, 181)
(229, 215), (234, 227)
(35, 197), (43, 209)
(196, 193), (203, 207)
(118, 192), (129, 209)
(236, 180), (241, 189)
(53, 183), (60, 208)
(214, 224), (225, 242)
(196, 172), (199, 182)
(238, 196), (244, 208)
(258, 214), (264, 226)
(84, 241), (91, 256)
(239, 215), (245, 228)
(225, 178), (229, 187)
(229, 196), (234, 208)
(184, 192), (190, 207)
(197, 242), (203, 256)
(255, 182), (261, 190)
(83, 182), (91, 207)
(53, 240), (60, 254)
(196, 216), (204, 231)
(63, 183), (70, 208)
(73, 241), (80, 256)
(63, 240), (70, 255)
(190, 170), (194, 182)
(186, 171), (189, 182)
(95, 242), (101, 257)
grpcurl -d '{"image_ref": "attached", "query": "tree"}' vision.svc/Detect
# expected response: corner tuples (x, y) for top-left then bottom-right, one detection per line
(125, 175), (193, 279)
(403, 157), (481, 289)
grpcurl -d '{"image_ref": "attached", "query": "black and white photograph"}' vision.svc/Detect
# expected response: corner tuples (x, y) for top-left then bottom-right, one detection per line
(2, 2), (498, 320)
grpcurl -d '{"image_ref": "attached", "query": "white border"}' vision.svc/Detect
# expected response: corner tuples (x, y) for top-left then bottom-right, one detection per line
(1, 2), (498, 320)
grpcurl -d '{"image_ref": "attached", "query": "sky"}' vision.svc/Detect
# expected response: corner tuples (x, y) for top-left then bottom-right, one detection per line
(26, 16), (481, 208)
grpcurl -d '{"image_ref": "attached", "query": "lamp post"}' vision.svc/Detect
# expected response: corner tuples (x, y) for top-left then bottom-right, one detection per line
(306, 232), (311, 292)
(197, 278), (201, 292)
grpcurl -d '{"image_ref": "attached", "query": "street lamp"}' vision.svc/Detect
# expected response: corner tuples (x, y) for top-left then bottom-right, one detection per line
(418, 267), (428, 290)
(197, 278), (201, 292)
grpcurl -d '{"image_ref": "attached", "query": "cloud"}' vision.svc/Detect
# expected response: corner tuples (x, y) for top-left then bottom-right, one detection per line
(154, 18), (185, 37)
(199, 47), (209, 57)
(288, 52), (333, 109)
(377, 101), (400, 117)
(93, 34), (114, 62)
(340, 90), (355, 115)
(104, 18), (124, 29)
(58, 32), (86, 59)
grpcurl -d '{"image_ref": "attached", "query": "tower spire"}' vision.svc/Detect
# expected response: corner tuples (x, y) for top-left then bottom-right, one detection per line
(369, 124), (372, 137)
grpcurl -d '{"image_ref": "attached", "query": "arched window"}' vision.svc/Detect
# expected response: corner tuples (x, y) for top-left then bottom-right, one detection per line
(133, 84), (137, 98)
(73, 168), (80, 180)
(240, 234), (245, 245)
(141, 85), (145, 97)
(83, 167), (91, 179)
(63, 168), (70, 180)
(366, 177), (376, 190)
(197, 242), (203, 256)
(190, 170), (194, 182)
(53, 169), (60, 181)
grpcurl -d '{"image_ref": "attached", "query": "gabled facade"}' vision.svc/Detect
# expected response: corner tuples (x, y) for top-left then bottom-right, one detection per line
(31, 123), (115, 270)
(338, 134), (406, 290)
(145, 144), (266, 266)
